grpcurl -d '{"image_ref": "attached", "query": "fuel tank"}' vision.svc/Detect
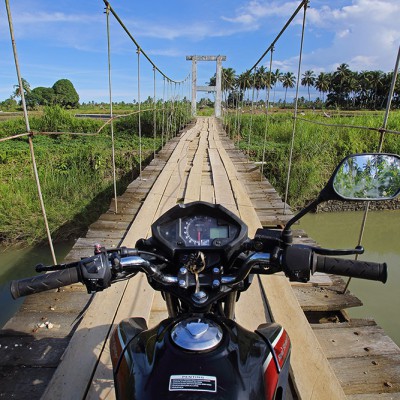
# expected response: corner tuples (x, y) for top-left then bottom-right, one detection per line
(110, 314), (291, 400)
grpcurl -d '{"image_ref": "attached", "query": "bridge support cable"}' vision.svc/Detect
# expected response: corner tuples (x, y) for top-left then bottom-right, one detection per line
(343, 45), (400, 293)
(246, 69), (257, 158)
(5, 0), (57, 264)
(283, 1), (308, 214)
(153, 67), (157, 159)
(248, 0), (309, 73)
(105, 4), (118, 213)
(137, 47), (143, 179)
(103, 0), (191, 183)
(161, 77), (166, 147)
(261, 48), (275, 180)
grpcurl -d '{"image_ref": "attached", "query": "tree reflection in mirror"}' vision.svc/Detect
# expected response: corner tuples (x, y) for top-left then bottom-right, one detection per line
(333, 154), (400, 200)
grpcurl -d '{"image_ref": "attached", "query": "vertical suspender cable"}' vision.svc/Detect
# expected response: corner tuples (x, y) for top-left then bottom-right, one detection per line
(137, 47), (142, 179)
(261, 48), (274, 178)
(283, 1), (308, 213)
(343, 46), (400, 293)
(153, 67), (157, 158)
(106, 4), (118, 213)
(247, 69), (257, 158)
(5, 0), (57, 264)
(162, 77), (166, 147)
(378, 45), (400, 153)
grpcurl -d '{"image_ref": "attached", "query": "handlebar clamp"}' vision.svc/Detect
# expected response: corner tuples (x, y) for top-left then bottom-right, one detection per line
(80, 253), (113, 293)
(282, 246), (312, 283)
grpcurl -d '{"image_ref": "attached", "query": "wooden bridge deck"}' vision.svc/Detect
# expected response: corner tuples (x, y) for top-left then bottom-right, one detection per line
(1, 117), (399, 399)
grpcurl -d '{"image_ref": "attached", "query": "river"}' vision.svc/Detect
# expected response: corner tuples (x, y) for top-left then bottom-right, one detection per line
(299, 210), (400, 346)
(0, 210), (399, 347)
(0, 241), (74, 329)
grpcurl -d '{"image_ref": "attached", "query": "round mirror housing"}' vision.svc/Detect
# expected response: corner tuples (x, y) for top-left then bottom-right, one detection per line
(331, 153), (400, 201)
(283, 153), (400, 234)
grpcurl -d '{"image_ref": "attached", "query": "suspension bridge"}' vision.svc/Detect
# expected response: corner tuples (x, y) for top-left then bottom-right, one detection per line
(1, 0), (400, 399)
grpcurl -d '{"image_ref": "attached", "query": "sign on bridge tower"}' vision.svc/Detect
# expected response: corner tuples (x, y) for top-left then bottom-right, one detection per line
(186, 55), (226, 117)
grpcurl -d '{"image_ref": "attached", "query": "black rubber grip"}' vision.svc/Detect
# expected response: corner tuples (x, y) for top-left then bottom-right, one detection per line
(315, 255), (387, 283)
(10, 268), (80, 299)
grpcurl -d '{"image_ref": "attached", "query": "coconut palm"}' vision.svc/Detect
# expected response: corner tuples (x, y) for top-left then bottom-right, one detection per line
(12, 78), (31, 99)
(272, 69), (283, 105)
(368, 70), (385, 109)
(315, 72), (331, 103)
(237, 70), (252, 100)
(281, 72), (296, 107)
(301, 70), (316, 102)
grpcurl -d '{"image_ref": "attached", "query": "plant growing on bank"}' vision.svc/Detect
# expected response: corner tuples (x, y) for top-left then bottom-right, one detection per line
(0, 105), (192, 245)
(224, 112), (400, 209)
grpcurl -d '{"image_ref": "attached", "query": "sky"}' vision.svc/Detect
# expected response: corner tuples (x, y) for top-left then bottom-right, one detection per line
(0, 0), (399, 104)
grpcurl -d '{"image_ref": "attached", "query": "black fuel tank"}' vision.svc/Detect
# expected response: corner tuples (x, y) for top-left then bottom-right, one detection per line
(110, 314), (290, 400)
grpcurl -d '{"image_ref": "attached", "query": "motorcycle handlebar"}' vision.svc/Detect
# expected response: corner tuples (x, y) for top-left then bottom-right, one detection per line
(9, 243), (389, 300)
(10, 268), (81, 299)
(315, 255), (387, 283)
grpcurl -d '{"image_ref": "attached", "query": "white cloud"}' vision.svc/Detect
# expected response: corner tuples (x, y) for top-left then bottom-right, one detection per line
(222, 1), (301, 27)
(306, 0), (400, 71)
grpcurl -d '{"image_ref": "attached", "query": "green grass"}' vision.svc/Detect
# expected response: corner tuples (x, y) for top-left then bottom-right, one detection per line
(225, 111), (400, 208)
(0, 105), (192, 245)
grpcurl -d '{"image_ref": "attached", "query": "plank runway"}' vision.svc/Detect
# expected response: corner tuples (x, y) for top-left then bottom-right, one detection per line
(1, 117), (399, 399)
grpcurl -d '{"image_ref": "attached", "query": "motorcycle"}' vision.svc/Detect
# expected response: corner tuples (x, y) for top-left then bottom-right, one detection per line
(10, 153), (400, 399)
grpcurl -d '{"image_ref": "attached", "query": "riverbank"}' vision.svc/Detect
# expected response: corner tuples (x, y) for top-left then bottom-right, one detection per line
(317, 198), (400, 212)
(0, 106), (191, 246)
(224, 111), (400, 209)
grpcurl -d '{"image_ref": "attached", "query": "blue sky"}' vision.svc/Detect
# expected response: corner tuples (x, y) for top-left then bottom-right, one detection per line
(0, 0), (399, 104)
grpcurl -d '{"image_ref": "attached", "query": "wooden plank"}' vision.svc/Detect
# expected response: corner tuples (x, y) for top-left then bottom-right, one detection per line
(208, 147), (237, 214)
(329, 354), (400, 395)
(41, 127), (198, 399)
(313, 325), (400, 358)
(292, 285), (362, 311)
(348, 393), (400, 399)
(85, 125), (202, 398)
(184, 127), (207, 203)
(210, 117), (346, 399)
(0, 367), (55, 400)
(0, 336), (69, 367)
(19, 290), (91, 313)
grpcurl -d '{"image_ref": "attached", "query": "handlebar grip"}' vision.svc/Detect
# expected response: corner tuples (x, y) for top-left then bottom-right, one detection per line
(10, 268), (81, 299)
(315, 255), (387, 283)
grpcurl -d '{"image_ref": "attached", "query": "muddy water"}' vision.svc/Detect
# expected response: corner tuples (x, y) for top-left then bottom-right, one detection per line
(1, 211), (399, 347)
(0, 241), (74, 328)
(299, 210), (400, 346)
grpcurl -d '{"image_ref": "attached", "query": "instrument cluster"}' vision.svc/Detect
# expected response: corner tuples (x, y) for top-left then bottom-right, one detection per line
(158, 215), (239, 248)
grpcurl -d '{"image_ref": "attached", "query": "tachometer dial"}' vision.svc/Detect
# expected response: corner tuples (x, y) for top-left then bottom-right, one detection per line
(182, 216), (214, 246)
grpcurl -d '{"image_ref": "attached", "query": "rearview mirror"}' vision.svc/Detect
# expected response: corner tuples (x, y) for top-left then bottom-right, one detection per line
(283, 153), (400, 234)
(332, 154), (400, 201)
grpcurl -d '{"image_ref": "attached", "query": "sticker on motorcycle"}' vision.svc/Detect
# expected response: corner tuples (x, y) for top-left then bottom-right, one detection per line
(169, 374), (217, 392)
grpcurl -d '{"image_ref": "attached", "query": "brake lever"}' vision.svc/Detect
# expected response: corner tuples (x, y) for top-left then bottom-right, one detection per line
(295, 244), (364, 256)
(35, 261), (80, 273)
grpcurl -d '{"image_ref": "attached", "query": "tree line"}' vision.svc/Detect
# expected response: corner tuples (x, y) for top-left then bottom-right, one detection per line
(1, 78), (79, 110)
(210, 63), (400, 110)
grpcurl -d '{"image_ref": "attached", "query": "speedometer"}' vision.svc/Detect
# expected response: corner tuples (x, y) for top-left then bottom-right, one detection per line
(182, 216), (214, 246)
(150, 202), (248, 260)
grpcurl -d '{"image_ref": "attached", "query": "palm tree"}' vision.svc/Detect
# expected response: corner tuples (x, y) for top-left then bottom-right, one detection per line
(315, 72), (331, 103)
(333, 63), (352, 107)
(281, 72), (296, 107)
(237, 70), (252, 101)
(272, 69), (283, 105)
(301, 70), (316, 102)
(210, 68), (236, 108)
(368, 70), (384, 109)
(12, 78), (31, 99)
(254, 66), (267, 106)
